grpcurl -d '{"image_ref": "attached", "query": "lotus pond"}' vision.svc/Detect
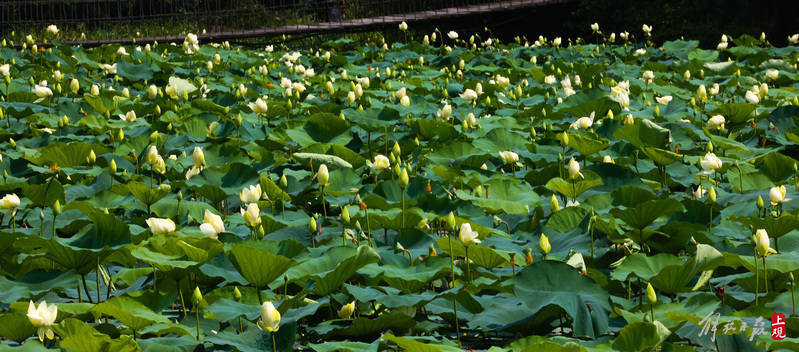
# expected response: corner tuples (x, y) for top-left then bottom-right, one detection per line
(1, 28), (799, 351)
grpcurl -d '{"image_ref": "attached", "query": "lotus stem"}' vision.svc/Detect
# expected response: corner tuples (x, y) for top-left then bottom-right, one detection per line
(650, 303), (654, 322)
(465, 246), (470, 283)
(453, 298), (461, 347)
(195, 305), (200, 340)
(754, 249), (759, 306)
(152, 264), (157, 291)
(10, 211), (15, 233)
(52, 213), (56, 238)
(365, 208), (372, 246)
(96, 257), (101, 303)
(708, 206), (712, 231)
(589, 218), (595, 258)
(321, 186), (326, 219)
(272, 332), (277, 352)
(401, 190), (405, 229)
(81, 274), (93, 303)
(178, 284), (187, 316)
(448, 235), (456, 286)
(763, 257), (768, 294)
(792, 275), (797, 316)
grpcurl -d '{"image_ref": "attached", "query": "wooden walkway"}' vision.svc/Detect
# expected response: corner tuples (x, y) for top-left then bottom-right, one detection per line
(48, 0), (572, 47)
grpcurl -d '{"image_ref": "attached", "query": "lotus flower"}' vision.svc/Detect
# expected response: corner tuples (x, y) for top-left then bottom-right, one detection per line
(241, 203), (262, 228)
(240, 184), (262, 204)
(317, 164), (329, 186)
(708, 115), (725, 130)
(338, 301), (355, 319)
(249, 97), (268, 114)
(769, 185), (791, 206)
(458, 223), (480, 246)
(570, 112), (595, 129)
(447, 31), (458, 40)
(199, 210), (224, 239)
(745, 90), (760, 104)
(459, 89), (478, 103)
(33, 84), (53, 98)
(568, 158), (583, 179)
(27, 300), (57, 341)
(399, 22), (408, 31)
(145, 217), (175, 234)
(46, 25), (59, 35)
(700, 152), (722, 175)
(0, 194), (20, 210)
(437, 103), (452, 120)
(656, 95), (672, 105)
(258, 301), (280, 332)
(0, 64), (9, 77)
(367, 155), (390, 171)
(755, 229), (777, 257)
(498, 151), (519, 165)
(192, 146), (205, 167)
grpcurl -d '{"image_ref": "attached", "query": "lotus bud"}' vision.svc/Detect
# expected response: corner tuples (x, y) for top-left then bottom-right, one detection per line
(645, 282), (657, 303)
(117, 129), (124, 141)
(355, 220), (362, 232)
(192, 286), (203, 305)
(398, 168), (409, 189)
(757, 195), (764, 209)
(309, 217), (317, 234)
(560, 131), (569, 147)
(392, 141), (401, 156)
(446, 211), (456, 231)
(341, 206), (350, 225)
(475, 185), (483, 197)
(233, 286), (242, 302)
(707, 141), (713, 152)
(110, 159), (117, 173)
(550, 194), (560, 213)
(88, 149), (96, 164)
(708, 186), (716, 203)
(539, 233), (551, 255)
(52, 200), (61, 215)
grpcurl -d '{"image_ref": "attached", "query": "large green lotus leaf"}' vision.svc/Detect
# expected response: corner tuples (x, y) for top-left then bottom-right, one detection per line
(726, 168), (774, 192)
(293, 152), (353, 169)
(128, 245), (197, 270)
(755, 151), (798, 182)
(455, 178), (540, 214)
(23, 178), (65, 208)
(15, 237), (108, 274)
(730, 214), (799, 239)
(688, 48), (719, 62)
(471, 128), (528, 153)
(662, 40), (699, 60)
(514, 261), (611, 338)
(546, 206), (590, 233)
(568, 132), (609, 156)
(205, 321), (296, 352)
(29, 142), (109, 168)
(767, 105), (799, 131)
(83, 90), (128, 115)
(92, 296), (170, 330)
(555, 89), (618, 118)
(425, 141), (480, 166)
(327, 311), (415, 338)
(205, 298), (260, 321)
(117, 60), (154, 81)
(360, 256), (450, 292)
(305, 112), (351, 143)
(56, 318), (140, 352)
(611, 253), (683, 282)
(228, 242), (295, 288)
(382, 333), (462, 352)
(612, 321), (671, 352)
(342, 107), (398, 131)
(68, 208), (131, 249)
(545, 170), (603, 199)
(641, 147), (682, 166)
(309, 245), (381, 296)
(259, 175), (291, 202)
(151, 199), (217, 223)
(0, 312), (36, 343)
(610, 198), (684, 230)
(0, 270), (79, 303)
(611, 186), (658, 207)
(191, 98), (228, 114)
(125, 181), (169, 207)
(702, 128), (749, 152)
(711, 103), (755, 126)
(168, 76), (197, 96)
(436, 238), (509, 269)
(309, 340), (380, 352)
(410, 118), (457, 141)
(613, 119), (670, 149)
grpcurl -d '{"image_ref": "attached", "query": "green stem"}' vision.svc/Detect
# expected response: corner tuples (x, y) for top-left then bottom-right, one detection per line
(178, 284), (187, 317)
(763, 256), (768, 294)
(152, 264), (157, 291)
(238, 316), (243, 333)
(708, 206), (713, 231)
(791, 276), (796, 316)
(11, 211), (15, 233)
(465, 246), (470, 283)
(754, 249), (759, 306)
(448, 235), (456, 287)
(650, 303), (654, 322)
(342, 228), (346, 246)
(281, 195), (285, 220)
(257, 287), (263, 305)
(52, 214), (56, 238)
(321, 186), (326, 219)
(96, 257), (101, 303)
(401, 190), (405, 229)
(453, 299), (461, 347)
(272, 332), (277, 352)
(365, 208), (372, 246)
(195, 306), (200, 340)
(589, 219), (595, 258)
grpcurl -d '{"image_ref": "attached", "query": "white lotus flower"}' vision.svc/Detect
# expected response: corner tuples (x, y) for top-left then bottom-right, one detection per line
(570, 112), (595, 129)
(99, 63), (117, 75)
(399, 21), (408, 31)
(458, 223), (481, 246)
(33, 84), (53, 98)
(46, 25), (59, 35)
(498, 151), (519, 165)
(27, 300), (57, 341)
(460, 89), (478, 103)
(119, 110), (137, 122)
(634, 48), (647, 56)
(700, 152), (723, 175)
(0, 64), (9, 77)
(642, 24), (652, 35)
(240, 184), (262, 204)
(765, 69), (779, 80)
(241, 203), (262, 228)
(400, 95), (410, 107)
(693, 185), (705, 199)
(789, 34), (799, 44)
(185, 166), (201, 180)
(0, 194), (21, 210)
(642, 70), (654, 84)
(192, 147), (205, 167)
(200, 210), (224, 238)
(437, 103), (452, 120)
(755, 229), (777, 257)
(447, 31), (458, 40)
(769, 185), (791, 206)
(249, 97), (268, 115)
(367, 155), (390, 171)
(145, 217), (175, 234)
(745, 90), (760, 104)
(544, 75), (556, 85)
(257, 301), (280, 332)
(116, 46), (128, 56)
(708, 115), (725, 130)
(656, 95), (672, 105)
(568, 158), (583, 179)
